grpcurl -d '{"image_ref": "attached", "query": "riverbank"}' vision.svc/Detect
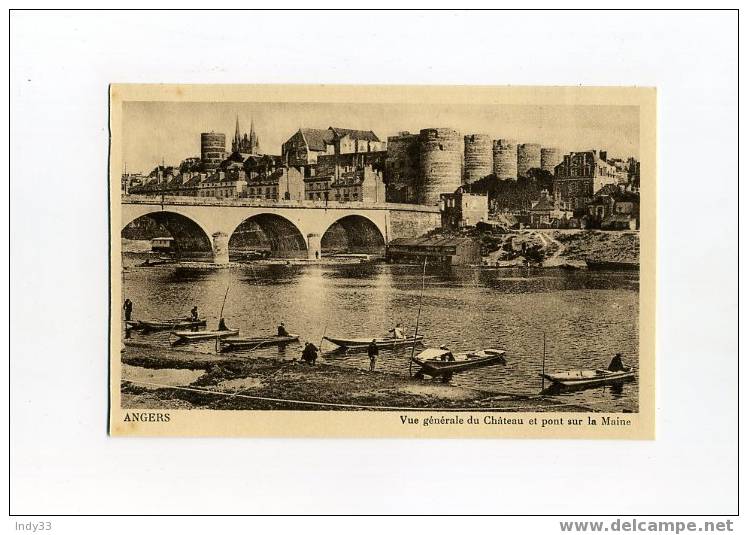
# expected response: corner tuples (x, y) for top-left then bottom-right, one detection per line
(122, 229), (638, 270)
(479, 229), (639, 268)
(120, 343), (591, 412)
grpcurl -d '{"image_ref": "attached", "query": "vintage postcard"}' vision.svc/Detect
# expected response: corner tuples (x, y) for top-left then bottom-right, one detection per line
(109, 84), (655, 438)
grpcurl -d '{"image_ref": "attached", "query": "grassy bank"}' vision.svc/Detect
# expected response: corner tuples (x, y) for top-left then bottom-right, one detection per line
(120, 343), (590, 412)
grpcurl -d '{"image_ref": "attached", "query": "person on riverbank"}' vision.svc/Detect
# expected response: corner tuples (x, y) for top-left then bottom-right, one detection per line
(123, 299), (133, 321)
(368, 339), (379, 371)
(190, 306), (199, 322)
(277, 322), (289, 337)
(301, 342), (318, 366)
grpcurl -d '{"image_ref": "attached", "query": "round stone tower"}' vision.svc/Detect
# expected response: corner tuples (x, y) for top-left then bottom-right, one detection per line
(517, 143), (542, 178)
(540, 147), (562, 173)
(492, 138), (518, 180)
(463, 133), (493, 184)
(201, 132), (226, 171)
(418, 128), (463, 205)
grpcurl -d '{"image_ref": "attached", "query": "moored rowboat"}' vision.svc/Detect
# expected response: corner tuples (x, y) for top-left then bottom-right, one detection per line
(131, 319), (207, 332)
(411, 348), (507, 377)
(323, 335), (424, 351)
(220, 334), (299, 352)
(171, 328), (240, 344)
(541, 368), (635, 388)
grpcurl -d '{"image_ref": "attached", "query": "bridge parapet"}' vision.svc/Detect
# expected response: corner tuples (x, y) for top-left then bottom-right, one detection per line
(121, 194), (440, 214)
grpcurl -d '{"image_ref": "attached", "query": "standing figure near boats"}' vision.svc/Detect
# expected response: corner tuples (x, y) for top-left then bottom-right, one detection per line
(389, 323), (405, 339)
(218, 318), (229, 331)
(301, 342), (318, 366)
(123, 299), (133, 321)
(608, 353), (626, 372)
(277, 322), (289, 337)
(190, 306), (200, 331)
(368, 340), (379, 371)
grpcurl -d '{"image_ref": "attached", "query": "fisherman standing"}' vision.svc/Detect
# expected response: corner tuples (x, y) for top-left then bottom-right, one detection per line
(123, 299), (133, 321)
(190, 306), (199, 321)
(368, 339), (379, 371)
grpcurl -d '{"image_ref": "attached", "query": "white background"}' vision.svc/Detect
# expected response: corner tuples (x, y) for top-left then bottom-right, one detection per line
(7, 8), (739, 525)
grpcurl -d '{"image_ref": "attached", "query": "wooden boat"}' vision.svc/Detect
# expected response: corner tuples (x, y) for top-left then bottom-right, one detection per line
(541, 368), (635, 388)
(171, 328), (239, 344)
(220, 334), (300, 352)
(323, 335), (424, 351)
(585, 259), (639, 271)
(411, 348), (507, 378)
(131, 319), (207, 332)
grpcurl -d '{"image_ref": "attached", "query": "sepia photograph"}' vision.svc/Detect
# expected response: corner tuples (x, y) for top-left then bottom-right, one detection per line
(109, 85), (655, 437)
(11, 7), (738, 521)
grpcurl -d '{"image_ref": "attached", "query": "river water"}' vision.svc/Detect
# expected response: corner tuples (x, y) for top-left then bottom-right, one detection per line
(121, 254), (639, 412)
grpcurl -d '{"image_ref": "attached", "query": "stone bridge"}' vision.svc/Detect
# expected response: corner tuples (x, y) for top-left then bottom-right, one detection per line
(120, 195), (441, 263)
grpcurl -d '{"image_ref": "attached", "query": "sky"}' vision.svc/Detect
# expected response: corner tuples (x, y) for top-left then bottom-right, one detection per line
(121, 101), (639, 174)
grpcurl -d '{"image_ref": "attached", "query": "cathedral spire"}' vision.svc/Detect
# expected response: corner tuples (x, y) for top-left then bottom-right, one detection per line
(249, 117), (259, 154)
(233, 114), (241, 152)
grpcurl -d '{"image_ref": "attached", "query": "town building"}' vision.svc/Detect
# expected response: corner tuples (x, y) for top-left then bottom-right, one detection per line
(128, 170), (202, 196)
(526, 190), (571, 228)
(553, 150), (618, 214)
(327, 127), (385, 155)
(282, 126), (385, 169)
(121, 172), (146, 194)
(245, 167), (305, 201)
(328, 165), (385, 203)
(310, 151), (387, 203)
(304, 174), (331, 202)
(243, 154), (283, 178)
(195, 170), (248, 198)
(440, 190), (488, 229)
(386, 236), (481, 266)
(282, 128), (332, 167)
(586, 184), (640, 230)
(527, 191), (555, 228)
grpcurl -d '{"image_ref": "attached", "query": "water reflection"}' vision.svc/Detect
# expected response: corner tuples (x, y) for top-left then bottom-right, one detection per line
(122, 258), (639, 412)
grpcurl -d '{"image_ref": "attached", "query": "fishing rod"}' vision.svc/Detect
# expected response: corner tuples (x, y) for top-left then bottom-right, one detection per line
(215, 285), (230, 353)
(408, 258), (428, 378)
(318, 307), (333, 354)
(219, 284), (230, 320)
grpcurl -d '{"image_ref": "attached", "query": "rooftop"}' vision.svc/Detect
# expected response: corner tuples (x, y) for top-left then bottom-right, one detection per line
(299, 128), (334, 151)
(388, 235), (477, 248)
(329, 127), (380, 142)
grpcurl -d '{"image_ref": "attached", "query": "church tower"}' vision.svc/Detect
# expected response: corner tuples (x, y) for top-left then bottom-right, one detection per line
(230, 114), (260, 155)
(249, 118), (260, 155)
(232, 115), (242, 154)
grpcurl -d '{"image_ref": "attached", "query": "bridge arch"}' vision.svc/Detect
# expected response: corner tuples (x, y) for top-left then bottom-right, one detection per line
(228, 213), (308, 260)
(121, 210), (214, 261)
(321, 214), (386, 256)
